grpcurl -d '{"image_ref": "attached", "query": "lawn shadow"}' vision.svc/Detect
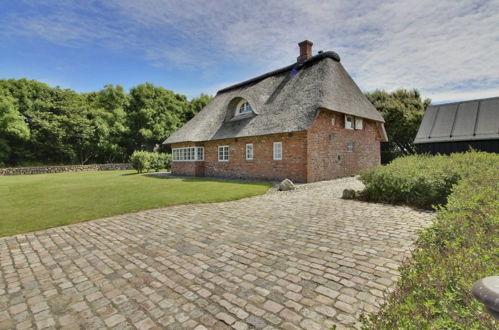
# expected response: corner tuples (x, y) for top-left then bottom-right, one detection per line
(120, 172), (142, 176)
(143, 172), (274, 186)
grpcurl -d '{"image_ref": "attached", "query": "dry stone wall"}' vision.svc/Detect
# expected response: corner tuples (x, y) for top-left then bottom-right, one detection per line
(0, 163), (133, 176)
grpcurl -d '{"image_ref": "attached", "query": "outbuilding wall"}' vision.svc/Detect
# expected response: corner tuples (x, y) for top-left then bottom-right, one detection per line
(415, 140), (499, 155)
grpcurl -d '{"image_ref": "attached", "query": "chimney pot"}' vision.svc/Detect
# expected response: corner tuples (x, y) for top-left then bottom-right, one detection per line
(297, 40), (313, 62)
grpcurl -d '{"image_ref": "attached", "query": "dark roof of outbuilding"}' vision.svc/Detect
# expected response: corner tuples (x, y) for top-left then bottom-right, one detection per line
(164, 51), (384, 144)
(414, 96), (499, 144)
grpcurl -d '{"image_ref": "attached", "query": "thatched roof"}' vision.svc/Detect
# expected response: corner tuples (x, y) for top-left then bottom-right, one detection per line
(414, 96), (499, 144)
(164, 51), (384, 144)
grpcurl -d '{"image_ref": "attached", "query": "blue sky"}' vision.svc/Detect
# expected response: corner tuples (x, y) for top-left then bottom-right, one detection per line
(1, 0), (498, 102)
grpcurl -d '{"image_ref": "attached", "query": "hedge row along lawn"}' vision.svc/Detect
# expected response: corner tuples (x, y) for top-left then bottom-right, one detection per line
(360, 151), (499, 329)
(0, 171), (272, 237)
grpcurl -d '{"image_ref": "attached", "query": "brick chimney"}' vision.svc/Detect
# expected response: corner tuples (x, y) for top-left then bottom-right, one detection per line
(297, 40), (313, 62)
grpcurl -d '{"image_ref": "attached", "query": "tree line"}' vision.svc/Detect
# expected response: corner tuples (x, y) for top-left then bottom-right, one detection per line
(0, 78), (212, 167)
(0, 77), (429, 167)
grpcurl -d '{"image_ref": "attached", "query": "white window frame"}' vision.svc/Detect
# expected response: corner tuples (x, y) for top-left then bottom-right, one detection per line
(355, 118), (363, 130)
(273, 142), (282, 160)
(246, 143), (253, 160)
(172, 147), (204, 161)
(236, 99), (253, 115)
(347, 142), (354, 152)
(345, 115), (354, 130)
(218, 145), (229, 162)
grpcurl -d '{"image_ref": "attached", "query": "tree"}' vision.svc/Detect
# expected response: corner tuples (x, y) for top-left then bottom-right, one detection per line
(184, 93), (213, 122)
(0, 95), (30, 166)
(0, 78), (205, 166)
(365, 89), (431, 159)
(87, 85), (129, 162)
(126, 83), (188, 152)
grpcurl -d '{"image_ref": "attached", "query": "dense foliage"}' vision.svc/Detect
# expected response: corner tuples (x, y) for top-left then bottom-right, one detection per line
(365, 89), (431, 162)
(359, 152), (497, 209)
(0, 78), (212, 167)
(360, 151), (499, 329)
(130, 151), (171, 173)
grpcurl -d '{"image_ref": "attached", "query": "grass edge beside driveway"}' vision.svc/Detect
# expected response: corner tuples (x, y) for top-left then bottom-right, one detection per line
(0, 170), (272, 237)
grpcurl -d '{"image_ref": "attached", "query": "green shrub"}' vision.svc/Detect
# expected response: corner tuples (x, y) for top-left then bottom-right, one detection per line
(359, 151), (498, 209)
(361, 152), (499, 329)
(150, 153), (171, 172)
(130, 151), (171, 173)
(130, 151), (151, 173)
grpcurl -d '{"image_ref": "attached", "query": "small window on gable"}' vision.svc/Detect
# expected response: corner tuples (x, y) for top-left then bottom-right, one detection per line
(246, 144), (253, 160)
(355, 118), (363, 130)
(273, 142), (282, 160)
(345, 115), (354, 129)
(236, 99), (253, 115)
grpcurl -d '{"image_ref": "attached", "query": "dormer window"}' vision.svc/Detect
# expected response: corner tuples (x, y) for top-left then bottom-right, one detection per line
(236, 100), (253, 115)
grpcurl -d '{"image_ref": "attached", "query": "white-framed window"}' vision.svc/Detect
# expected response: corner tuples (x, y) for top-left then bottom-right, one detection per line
(355, 118), (363, 130)
(246, 143), (253, 160)
(345, 115), (354, 129)
(218, 145), (229, 162)
(347, 142), (354, 152)
(172, 147), (204, 161)
(273, 142), (282, 160)
(236, 99), (253, 115)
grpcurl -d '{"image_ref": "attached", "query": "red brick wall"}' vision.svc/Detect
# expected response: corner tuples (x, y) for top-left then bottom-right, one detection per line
(170, 109), (382, 183)
(170, 142), (205, 177)
(171, 132), (308, 182)
(306, 109), (381, 182)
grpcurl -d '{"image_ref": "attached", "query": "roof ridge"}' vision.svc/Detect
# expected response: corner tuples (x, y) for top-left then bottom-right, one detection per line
(430, 95), (499, 107)
(217, 51), (340, 94)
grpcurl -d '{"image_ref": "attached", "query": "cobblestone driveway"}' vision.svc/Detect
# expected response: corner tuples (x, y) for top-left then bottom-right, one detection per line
(0, 177), (434, 330)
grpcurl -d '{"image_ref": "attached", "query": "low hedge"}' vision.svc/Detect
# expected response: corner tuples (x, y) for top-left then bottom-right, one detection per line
(130, 151), (171, 173)
(360, 151), (499, 328)
(359, 151), (498, 209)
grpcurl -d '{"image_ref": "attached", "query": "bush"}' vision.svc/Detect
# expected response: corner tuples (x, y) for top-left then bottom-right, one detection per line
(150, 153), (171, 172)
(130, 151), (170, 173)
(361, 151), (499, 329)
(359, 151), (498, 209)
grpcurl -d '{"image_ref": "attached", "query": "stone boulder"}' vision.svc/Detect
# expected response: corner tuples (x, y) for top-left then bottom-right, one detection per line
(278, 179), (296, 191)
(342, 189), (356, 199)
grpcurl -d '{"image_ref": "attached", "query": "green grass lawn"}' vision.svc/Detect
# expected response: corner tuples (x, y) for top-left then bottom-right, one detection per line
(0, 170), (272, 237)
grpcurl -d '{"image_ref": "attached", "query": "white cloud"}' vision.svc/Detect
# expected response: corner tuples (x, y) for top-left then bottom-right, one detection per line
(3, 0), (499, 100)
(423, 86), (499, 104)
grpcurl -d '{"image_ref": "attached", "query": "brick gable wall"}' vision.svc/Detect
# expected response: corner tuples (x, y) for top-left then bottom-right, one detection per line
(170, 109), (381, 182)
(306, 109), (381, 182)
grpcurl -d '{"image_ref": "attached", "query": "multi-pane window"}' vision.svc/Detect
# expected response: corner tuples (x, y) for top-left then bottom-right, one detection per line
(246, 144), (253, 160)
(197, 147), (204, 160)
(345, 115), (363, 130)
(218, 146), (229, 161)
(273, 142), (282, 160)
(172, 147), (204, 161)
(347, 142), (354, 152)
(237, 100), (253, 115)
(345, 115), (354, 129)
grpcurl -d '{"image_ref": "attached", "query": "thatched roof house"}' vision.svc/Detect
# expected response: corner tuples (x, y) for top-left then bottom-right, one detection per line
(164, 41), (387, 182)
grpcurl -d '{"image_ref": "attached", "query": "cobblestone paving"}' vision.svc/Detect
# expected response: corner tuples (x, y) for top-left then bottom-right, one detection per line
(0, 177), (434, 330)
